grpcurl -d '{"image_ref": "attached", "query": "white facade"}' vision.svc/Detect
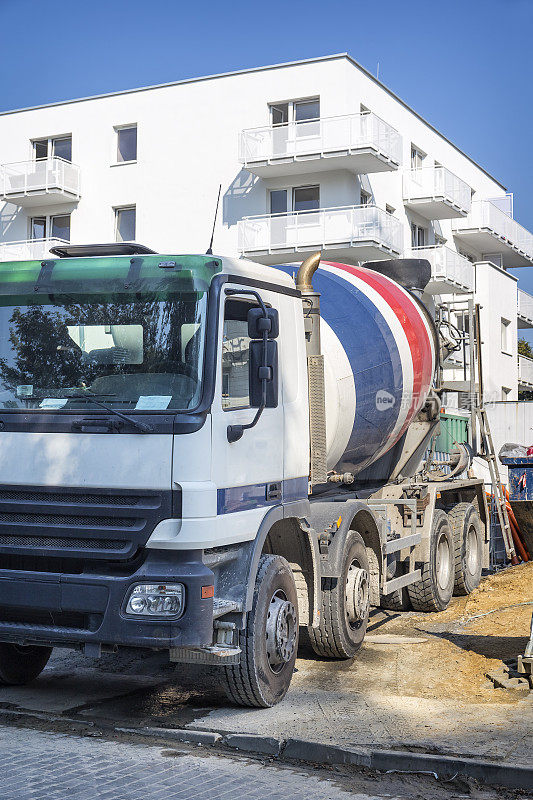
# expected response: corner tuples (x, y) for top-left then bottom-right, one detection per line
(0, 52), (532, 414)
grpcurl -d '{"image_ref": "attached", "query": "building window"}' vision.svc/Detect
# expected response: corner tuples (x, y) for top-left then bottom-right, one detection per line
(269, 186), (319, 214)
(270, 190), (288, 215)
(115, 206), (136, 242)
(32, 135), (72, 162)
(293, 185), (319, 212)
(386, 204), (396, 215)
(30, 214), (71, 241)
(116, 125), (137, 163)
(411, 145), (425, 171)
(360, 190), (372, 206)
(411, 223), (427, 248)
(269, 98), (319, 126)
(222, 298), (253, 410)
(501, 318), (511, 354)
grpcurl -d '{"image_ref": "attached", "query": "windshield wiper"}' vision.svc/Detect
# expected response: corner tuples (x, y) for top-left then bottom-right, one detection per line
(68, 392), (153, 434)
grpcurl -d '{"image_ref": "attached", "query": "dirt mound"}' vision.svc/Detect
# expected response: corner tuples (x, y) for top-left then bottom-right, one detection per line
(369, 563), (533, 703)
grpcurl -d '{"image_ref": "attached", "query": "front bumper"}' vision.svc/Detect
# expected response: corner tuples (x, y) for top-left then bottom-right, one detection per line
(0, 551), (214, 649)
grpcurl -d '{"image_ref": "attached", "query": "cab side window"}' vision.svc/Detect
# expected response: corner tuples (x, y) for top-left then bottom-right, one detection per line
(222, 298), (254, 410)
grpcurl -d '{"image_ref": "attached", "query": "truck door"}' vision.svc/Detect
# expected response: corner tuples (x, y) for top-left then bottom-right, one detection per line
(210, 286), (284, 524)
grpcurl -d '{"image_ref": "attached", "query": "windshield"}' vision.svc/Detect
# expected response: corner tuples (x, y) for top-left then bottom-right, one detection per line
(0, 290), (207, 412)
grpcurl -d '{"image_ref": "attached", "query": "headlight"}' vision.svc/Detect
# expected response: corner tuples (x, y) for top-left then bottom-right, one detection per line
(125, 583), (185, 618)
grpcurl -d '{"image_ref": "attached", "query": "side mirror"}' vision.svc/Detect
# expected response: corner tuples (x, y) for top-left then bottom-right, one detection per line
(248, 307), (279, 339)
(249, 340), (278, 408)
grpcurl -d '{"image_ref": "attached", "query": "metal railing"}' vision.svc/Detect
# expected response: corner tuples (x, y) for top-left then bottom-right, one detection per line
(239, 112), (402, 167)
(518, 354), (533, 387)
(411, 245), (474, 292)
(452, 200), (533, 261)
(518, 289), (533, 324)
(0, 157), (81, 200)
(403, 166), (471, 214)
(238, 204), (403, 256)
(0, 238), (69, 262)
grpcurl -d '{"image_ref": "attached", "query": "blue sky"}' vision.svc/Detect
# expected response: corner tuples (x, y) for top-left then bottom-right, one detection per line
(1, 0), (532, 289)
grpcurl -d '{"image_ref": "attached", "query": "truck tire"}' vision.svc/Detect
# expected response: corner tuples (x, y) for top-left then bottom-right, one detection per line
(407, 509), (454, 612)
(0, 643), (52, 685)
(307, 531), (370, 658)
(223, 555), (298, 708)
(448, 503), (483, 595)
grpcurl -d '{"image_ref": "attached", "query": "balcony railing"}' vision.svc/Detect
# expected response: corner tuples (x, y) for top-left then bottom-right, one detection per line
(0, 157), (81, 206)
(239, 112), (402, 176)
(519, 354), (533, 388)
(238, 204), (403, 264)
(0, 238), (69, 262)
(411, 245), (474, 294)
(403, 166), (471, 219)
(452, 200), (533, 266)
(518, 289), (533, 328)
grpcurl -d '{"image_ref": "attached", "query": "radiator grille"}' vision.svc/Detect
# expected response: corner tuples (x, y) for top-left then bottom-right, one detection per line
(0, 512), (136, 528)
(0, 489), (142, 506)
(0, 485), (172, 561)
(0, 534), (125, 550)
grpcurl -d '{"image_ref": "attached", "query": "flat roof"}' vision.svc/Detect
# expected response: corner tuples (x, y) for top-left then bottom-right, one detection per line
(0, 53), (506, 191)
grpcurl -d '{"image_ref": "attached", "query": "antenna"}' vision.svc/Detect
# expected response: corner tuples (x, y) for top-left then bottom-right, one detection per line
(376, 61), (380, 80)
(206, 183), (222, 255)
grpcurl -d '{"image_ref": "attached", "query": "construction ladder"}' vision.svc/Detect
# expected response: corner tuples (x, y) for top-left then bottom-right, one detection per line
(475, 405), (517, 564)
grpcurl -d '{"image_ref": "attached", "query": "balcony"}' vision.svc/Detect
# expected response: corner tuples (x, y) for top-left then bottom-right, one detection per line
(239, 112), (402, 178)
(403, 166), (471, 219)
(411, 245), (474, 295)
(238, 204), (403, 265)
(518, 289), (533, 328)
(0, 238), (69, 262)
(0, 158), (81, 207)
(452, 200), (533, 267)
(518, 354), (533, 389)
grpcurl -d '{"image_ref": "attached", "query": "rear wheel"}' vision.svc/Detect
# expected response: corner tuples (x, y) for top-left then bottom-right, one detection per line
(223, 555), (298, 708)
(308, 531), (370, 658)
(0, 643), (52, 685)
(408, 509), (454, 612)
(448, 503), (483, 595)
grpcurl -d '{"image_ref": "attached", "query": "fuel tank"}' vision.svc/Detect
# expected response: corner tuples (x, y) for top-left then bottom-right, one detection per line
(280, 260), (437, 477)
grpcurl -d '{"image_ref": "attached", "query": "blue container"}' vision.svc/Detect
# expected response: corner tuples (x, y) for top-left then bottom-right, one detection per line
(500, 456), (533, 501)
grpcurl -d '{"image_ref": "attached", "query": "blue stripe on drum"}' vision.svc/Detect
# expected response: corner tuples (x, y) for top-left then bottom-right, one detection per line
(217, 476), (308, 515)
(274, 264), (404, 473)
(315, 267), (403, 471)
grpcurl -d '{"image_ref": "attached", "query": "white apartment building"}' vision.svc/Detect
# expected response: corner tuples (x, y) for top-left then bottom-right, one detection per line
(1, 53), (532, 432)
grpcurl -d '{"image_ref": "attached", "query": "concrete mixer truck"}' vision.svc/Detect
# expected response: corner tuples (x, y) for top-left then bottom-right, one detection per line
(0, 243), (489, 706)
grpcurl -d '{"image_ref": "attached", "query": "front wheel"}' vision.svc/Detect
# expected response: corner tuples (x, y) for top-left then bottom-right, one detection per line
(0, 643), (53, 685)
(223, 555), (298, 708)
(308, 531), (370, 658)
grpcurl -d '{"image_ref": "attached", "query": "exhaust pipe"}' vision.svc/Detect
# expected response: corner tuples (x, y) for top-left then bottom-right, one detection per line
(296, 251), (322, 357)
(296, 252), (328, 486)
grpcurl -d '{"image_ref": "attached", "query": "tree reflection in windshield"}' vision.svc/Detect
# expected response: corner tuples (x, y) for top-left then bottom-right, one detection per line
(0, 292), (206, 411)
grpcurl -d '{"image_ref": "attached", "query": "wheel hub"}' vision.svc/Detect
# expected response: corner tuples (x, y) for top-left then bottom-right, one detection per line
(345, 563), (369, 626)
(265, 592), (297, 672)
(466, 524), (479, 575)
(436, 533), (452, 590)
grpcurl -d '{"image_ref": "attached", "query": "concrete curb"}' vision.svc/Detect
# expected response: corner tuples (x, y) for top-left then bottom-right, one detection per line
(124, 725), (533, 791)
(0, 707), (531, 791)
